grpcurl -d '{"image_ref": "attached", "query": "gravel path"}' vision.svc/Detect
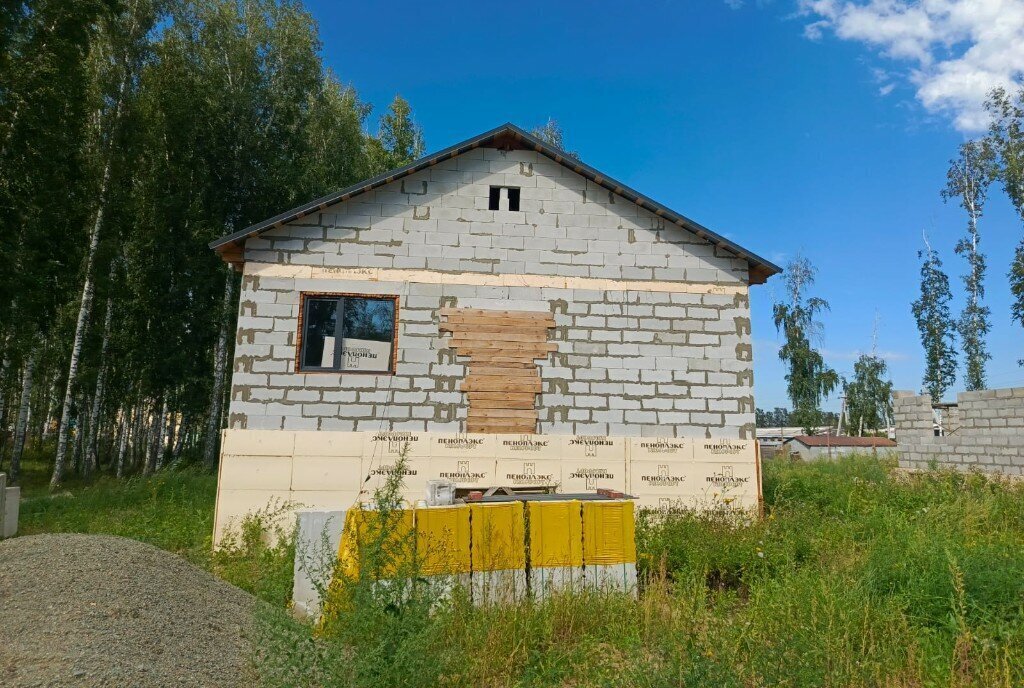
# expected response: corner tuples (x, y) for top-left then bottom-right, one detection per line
(0, 533), (259, 687)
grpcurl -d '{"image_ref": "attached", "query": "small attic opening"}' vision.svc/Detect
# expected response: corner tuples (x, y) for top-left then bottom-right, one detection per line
(489, 186), (521, 211)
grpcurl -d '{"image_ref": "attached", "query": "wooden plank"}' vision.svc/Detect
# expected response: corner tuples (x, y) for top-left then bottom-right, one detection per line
(448, 342), (558, 354)
(467, 408), (538, 419)
(468, 419), (537, 433)
(465, 366), (539, 378)
(441, 314), (554, 326)
(441, 308), (553, 321)
(441, 316), (554, 327)
(464, 360), (537, 370)
(446, 330), (548, 343)
(440, 321), (554, 333)
(460, 378), (542, 393)
(462, 353), (549, 364)
(466, 392), (538, 402)
(467, 397), (537, 410)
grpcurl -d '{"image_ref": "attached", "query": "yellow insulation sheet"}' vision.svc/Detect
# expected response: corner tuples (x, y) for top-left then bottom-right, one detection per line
(470, 503), (525, 571)
(415, 506), (471, 575)
(528, 500), (583, 568)
(582, 501), (636, 565)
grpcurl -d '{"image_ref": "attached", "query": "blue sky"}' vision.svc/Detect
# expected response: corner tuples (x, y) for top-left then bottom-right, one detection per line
(304, 0), (1024, 409)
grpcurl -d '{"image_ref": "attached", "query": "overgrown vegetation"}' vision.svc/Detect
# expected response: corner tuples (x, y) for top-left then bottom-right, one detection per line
(17, 453), (1024, 687)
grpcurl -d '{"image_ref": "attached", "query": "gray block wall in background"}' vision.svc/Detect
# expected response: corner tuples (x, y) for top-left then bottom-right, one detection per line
(893, 388), (1024, 475)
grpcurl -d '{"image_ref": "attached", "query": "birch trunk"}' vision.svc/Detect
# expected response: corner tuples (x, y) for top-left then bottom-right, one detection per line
(133, 399), (149, 470)
(10, 355), (36, 483)
(156, 398), (171, 471)
(70, 396), (85, 476)
(145, 397), (166, 475)
(0, 369), (8, 463)
(116, 406), (134, 478)
(49, 55), (134, 489)
(41, 378), (56, 442)
(203, 273), (236, 469)
(83, 296), (114, 477)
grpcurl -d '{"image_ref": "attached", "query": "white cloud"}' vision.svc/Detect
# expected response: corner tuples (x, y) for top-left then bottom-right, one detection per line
(879, 82), (897, 95)
(725, 0), (745, 8)
(798, 0), (1024, 131)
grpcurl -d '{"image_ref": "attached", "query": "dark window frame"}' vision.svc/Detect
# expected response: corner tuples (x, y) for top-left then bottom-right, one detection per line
(295, 292), (400, 375)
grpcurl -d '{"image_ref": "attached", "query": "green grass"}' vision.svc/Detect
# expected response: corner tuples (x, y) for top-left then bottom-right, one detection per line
(11, 452), (1024, 687)
(15, 451), (293, 603)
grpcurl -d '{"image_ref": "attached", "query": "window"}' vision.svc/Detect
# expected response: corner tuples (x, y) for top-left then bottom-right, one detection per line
(488, 186), (521, 211)
(298, 294), (398, 373)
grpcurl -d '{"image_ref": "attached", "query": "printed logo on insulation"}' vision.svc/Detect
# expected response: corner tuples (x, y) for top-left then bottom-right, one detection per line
(700, 440), (746, 456)
(638, 439), (688, 454)
(638, 464), (686, 487)
(568, 436), (612, 458)
(503, 461), (555, 486)
(567, 466), (618, 490)
(501, 436), (551, 452)
(437, 460), (488, 484)
(435, 435), (486, 450)
(705, 465), (749, 487)
(370, 431), (422, 455)
(370, 463), (419, 478)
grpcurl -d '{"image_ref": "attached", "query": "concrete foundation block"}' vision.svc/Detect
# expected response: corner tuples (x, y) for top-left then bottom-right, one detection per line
(292, 509), (346, 620)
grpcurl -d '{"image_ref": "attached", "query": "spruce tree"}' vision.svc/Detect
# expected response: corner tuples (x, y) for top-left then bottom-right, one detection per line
(911, 238), (958, 400)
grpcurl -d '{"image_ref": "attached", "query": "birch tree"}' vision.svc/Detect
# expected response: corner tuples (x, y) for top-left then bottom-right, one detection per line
(772, 256), (840, 433)
(844, 354), (893, 434)
(912, 236), (958, 401)
(51, 0), (158, 488)
(942, 140), (994, 390)
(983, 88), (1024, 366)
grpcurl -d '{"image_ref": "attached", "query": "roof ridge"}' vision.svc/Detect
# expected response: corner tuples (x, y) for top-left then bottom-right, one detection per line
(209, 123), (782, 284)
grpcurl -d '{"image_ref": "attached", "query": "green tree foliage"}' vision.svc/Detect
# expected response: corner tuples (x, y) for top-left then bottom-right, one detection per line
(369, 95), (424, 172)
(911, 240), (958, 401)
(755, 407), (791, 428)
(942, 140), (994, 390)
(0, 0), (423, 482)
(844, 354), (893, 434)
(983, 87), (1024, 366)
(0, 0), (109, 355)
(530, 117), (579, 159)
(772, 256), (839, 432)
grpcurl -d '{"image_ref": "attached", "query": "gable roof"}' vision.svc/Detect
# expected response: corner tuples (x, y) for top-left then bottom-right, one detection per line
(209, 123), (782, 284)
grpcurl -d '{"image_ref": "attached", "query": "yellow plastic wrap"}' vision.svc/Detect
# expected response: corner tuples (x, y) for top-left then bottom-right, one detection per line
(470, 502), (526, 571)
(528, 500), (583, 568)
(415, 506), (471, 575)
(337, 507), (415, 580)
(582, 501), (636, 565)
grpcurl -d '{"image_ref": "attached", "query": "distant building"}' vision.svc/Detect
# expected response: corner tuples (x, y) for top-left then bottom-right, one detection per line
(784, 435), (896, 461)
(756, 426), (831, 459)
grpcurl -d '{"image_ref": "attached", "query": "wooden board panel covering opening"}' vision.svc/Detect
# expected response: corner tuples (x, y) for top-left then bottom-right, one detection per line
(441, 308), (555, 435)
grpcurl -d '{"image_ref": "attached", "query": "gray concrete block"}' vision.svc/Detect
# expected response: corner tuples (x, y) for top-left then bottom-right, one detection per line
(292, 509), (346, 620)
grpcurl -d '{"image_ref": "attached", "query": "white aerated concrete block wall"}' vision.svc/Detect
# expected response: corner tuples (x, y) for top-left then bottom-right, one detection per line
(229, 147), (755, 441)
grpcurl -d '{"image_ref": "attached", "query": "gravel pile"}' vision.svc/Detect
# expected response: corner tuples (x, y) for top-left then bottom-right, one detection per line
(0, 533), (259, 687)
